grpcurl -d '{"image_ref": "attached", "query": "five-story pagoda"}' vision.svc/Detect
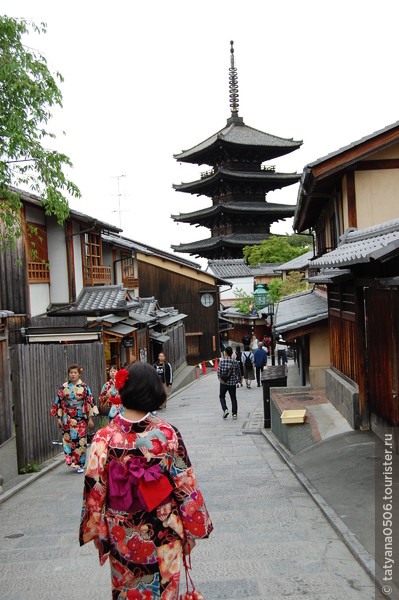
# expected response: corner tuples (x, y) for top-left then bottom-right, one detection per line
(171, 41), (302, 260)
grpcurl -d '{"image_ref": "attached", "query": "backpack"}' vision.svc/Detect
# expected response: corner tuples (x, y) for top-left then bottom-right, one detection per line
(244, 353), (253, 370)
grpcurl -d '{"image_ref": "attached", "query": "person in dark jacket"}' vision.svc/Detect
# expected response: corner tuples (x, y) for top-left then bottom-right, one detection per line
(253, 343), (267, 387)
(217, 346), (241, 420)
(154, 352), (173, 408)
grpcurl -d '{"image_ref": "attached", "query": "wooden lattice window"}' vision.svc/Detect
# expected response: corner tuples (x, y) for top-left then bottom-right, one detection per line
(82, 232), (111, 285)
(121, 253), (139, 288)
(329, 284), (356, 321)
(186, 333), (201, 357)
(26, 222), (50, 283)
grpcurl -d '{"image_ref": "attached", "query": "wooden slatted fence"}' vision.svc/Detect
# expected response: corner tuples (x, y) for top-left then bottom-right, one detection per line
(10, 342), (105, 469)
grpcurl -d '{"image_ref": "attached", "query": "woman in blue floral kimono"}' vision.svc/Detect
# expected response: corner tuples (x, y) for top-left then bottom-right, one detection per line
(51, 364), (98, 474)
(79, 362), (213, 599)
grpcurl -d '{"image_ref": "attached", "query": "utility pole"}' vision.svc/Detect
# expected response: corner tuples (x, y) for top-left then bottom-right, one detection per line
(111, 174), (126, 228)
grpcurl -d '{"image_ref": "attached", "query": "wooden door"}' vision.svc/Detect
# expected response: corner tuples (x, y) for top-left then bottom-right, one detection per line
(365, 288), (399, 451)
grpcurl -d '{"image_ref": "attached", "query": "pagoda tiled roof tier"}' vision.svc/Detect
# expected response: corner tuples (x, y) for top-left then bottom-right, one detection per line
(174, 120), (302, 165)
(171, 233), (273, 259)
(172, 201), (295, 224)
(173, 167), (300, 196)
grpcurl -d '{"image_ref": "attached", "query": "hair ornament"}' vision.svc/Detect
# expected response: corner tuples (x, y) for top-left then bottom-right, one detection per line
(115, 368), (129, 391)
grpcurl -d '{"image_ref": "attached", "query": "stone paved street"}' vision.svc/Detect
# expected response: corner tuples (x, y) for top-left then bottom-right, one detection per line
(0, 371), (377, 599)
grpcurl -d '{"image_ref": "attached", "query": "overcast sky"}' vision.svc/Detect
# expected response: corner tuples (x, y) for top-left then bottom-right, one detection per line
(3, 0), (399, 266)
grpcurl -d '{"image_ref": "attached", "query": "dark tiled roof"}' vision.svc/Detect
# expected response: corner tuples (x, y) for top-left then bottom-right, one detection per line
(174, 121), (302, 162)
(308, 268), (353, 284)
(311, 218), (399, 268)
(275, 250), (314, 271)
(172, 201), (295, 223)
(173, 168), (300, 194)
(207, 259), (252, 278)
(220, 306), (258, 321)
(73, 286), (129, 313)
(249, 263), (282, 276)
(149, 331), (170, 343)
(274, 289), (328, 334)
(172, 233), (272, 254)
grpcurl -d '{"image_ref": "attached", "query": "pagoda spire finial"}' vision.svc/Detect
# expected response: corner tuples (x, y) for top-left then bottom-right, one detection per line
(229, 40), (239, 115)
(227, 41), (243, 125)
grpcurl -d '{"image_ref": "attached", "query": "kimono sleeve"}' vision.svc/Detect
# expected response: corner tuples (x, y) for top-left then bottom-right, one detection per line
(168, 427), (213, 541)
(50, 384), (65, 417)
(99, 382), (109, 408)
(79, 429), (109, 546)
(83, 383), (99, 417)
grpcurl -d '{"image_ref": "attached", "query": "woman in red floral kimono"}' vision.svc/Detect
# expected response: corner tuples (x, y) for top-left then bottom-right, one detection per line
(51, 364), (98, 474)
(79, 362), (213, 599)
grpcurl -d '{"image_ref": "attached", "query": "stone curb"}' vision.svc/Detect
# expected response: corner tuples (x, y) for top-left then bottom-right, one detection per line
(261, 428), (399, 597)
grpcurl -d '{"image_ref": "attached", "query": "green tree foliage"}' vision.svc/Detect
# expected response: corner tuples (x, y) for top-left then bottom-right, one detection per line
(233, 288), (255, 314)
(0, 16), (80, 252)
(267, 273), (308, 305)
(243, 234), (312, 265)
(280, 271), (308, 297)
(266, 278), (283, 303)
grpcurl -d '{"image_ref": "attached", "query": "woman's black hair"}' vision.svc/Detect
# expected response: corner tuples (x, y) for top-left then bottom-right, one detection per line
(119, 362), (166, 411)
(244, 345), (250, 352)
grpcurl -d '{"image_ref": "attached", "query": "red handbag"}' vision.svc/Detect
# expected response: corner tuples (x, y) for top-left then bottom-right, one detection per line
(180, 551), (204, 600)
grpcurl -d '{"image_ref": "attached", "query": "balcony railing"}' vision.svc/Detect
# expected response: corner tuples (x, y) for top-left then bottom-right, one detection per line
(28, 262), (50, 283)
(83, 265), (112, 286)
(123, 276), (139, 289)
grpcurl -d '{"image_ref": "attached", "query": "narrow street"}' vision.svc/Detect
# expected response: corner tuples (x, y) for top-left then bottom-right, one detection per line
(0, 371), (376, 600)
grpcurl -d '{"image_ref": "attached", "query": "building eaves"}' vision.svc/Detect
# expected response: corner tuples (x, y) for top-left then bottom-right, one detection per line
(172, 201), (295, 223)
(276, 250), (314, 272)
(308, 268), (353, 284)
(274, 289), (328, 333)
(311, 218), (399, 268)
(12, 187), (122, 234)
(249, 263), (282, 276)
(149, 331), (170, 343)
(173, 168), (300, 194)
(174, 121), (302, 162)
(157, 313), (187, 327)
(306, 120), (399, 171)
(172, 233), (273, 254)
(207, 259), (252, 278)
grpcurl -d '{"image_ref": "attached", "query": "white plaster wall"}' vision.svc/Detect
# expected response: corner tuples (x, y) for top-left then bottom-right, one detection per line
(46, 218), (69, 304)
(356, 170), (399, 228)
(29, 283), (50, 316)
(73, 224), (84, 296)
(219, 276), (254, 301)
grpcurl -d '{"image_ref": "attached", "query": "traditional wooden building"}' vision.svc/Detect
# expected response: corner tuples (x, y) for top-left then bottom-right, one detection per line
(171, 42), (302, 260)
(294, 121), (399, 451)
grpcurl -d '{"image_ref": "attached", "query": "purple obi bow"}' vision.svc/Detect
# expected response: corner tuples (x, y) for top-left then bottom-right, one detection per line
(108, 456), (167, 512)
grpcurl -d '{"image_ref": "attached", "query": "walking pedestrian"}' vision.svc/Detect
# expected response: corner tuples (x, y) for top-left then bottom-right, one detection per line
(217, 345), (241, 419)
(250, 333), (259, 351)
(50, 364), (98, 474)
(99, 365), (123, 421)
(235, 345), (244, 386)
(253, 342), (268, 387)
(154, 351), (173, 409)
(276, 335), (288, 365)
(241, 345), (255, 388)
(79, 362), (213, 599)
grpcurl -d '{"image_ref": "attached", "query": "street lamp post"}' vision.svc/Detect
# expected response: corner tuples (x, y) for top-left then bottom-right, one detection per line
(267, 300), (275, 366)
